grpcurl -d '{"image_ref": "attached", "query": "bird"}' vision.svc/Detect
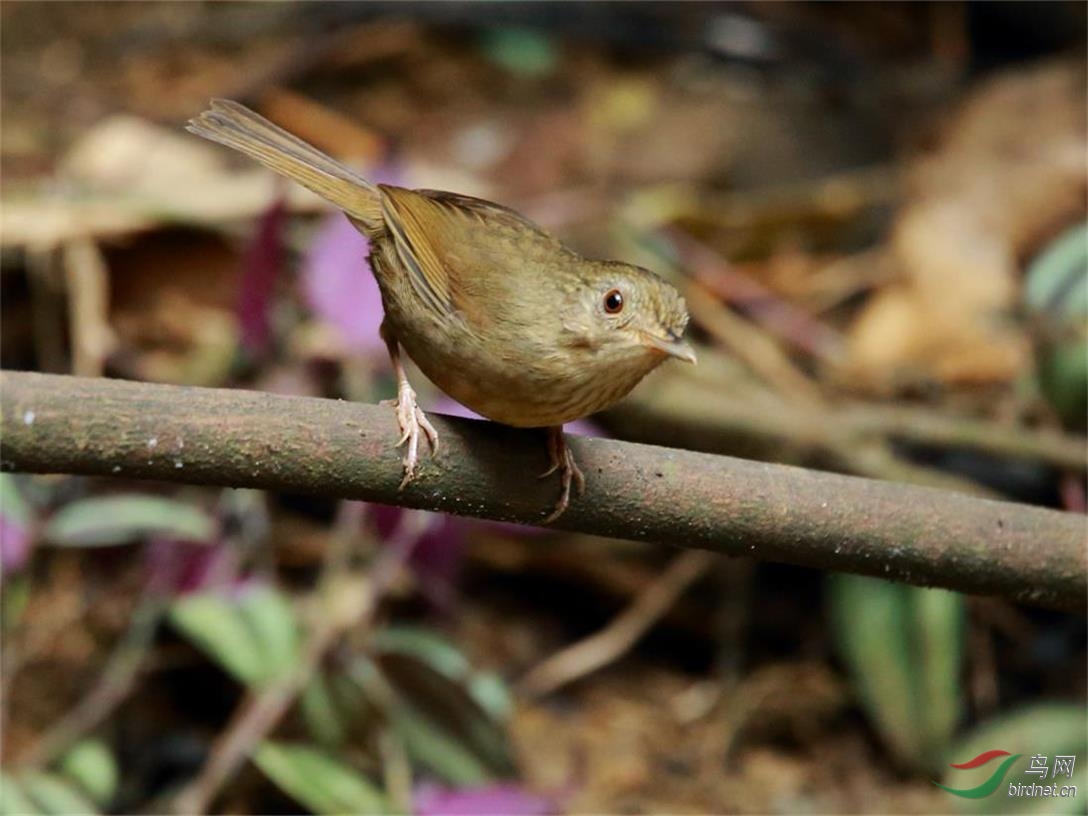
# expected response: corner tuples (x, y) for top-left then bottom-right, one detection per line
(187, 99), (695, 520)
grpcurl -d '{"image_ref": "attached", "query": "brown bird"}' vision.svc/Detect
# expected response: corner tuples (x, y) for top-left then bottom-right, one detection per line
(188, 100), (695, 520)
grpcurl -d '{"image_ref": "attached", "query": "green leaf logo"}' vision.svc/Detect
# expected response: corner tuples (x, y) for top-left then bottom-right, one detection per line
(935, 750), (1022, 799)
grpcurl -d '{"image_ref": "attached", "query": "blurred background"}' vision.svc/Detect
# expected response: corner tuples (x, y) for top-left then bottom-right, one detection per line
(1, 2), (1086, 813)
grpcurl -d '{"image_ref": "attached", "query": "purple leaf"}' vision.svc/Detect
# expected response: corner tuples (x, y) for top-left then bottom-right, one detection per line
(237, 196), (288, 355)
(300, 161), (405, 360)
(0, 474), (33, 575)
(0, 515), (31, 574)
(146, 537), (239, 597)
(413, 783), (558, 816)
(428, 395), (605, 438)
(369, 504), (467, 612)
(301, 213), (386, 356)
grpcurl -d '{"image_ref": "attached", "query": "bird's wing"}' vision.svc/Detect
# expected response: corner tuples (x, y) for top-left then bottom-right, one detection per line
(378, 185), (458, 318)
(414, 189), (551, 237)
(377, 185), (559, 324)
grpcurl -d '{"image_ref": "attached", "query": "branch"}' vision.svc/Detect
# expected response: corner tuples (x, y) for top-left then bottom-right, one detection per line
(607, 361), (1086, 475)
(2, 371), (1084, 611)
(518, 550), (717, 698)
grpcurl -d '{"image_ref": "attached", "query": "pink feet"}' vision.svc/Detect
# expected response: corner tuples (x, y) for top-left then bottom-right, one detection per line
(540, 426), (585, 522)
(383, 380), (439, 489)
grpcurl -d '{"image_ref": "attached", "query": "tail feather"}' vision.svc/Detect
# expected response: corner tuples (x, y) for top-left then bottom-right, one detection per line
(187, 99), (382, 231)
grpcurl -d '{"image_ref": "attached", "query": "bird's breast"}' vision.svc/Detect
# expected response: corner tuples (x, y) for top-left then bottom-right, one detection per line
(369, 233), (660, 427)
(393, 312), (658, 427)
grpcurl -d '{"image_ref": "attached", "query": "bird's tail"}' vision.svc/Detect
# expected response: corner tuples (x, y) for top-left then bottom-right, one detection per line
(187, 99), (382, 232)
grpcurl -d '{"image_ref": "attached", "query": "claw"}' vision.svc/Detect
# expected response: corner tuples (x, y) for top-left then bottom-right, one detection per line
(539, 437), (560, 478)
(418, 411), (440, 455)
(541, 427), (585, 522)
(379, 327), (439, 490)
(386, 382), (438, 490)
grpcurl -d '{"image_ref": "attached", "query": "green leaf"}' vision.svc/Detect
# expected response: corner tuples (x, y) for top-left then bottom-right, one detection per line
(168, 585), (299, 686)
(0, 773), (39, 816)
(1024, 223), (1088, 320)
(940, 704), (1087, 814)
(830, 576), (917, 759)
(373, 628), (470, 679)
(300, 672), (347, 747)
(1023, 223), (1088, 429)
(169, 593), (266, 684)
(299, 661), (373, 749)
(391, 700), (492, 786)
(828, 575), (965, 769)
(374, 628), (512, 720)
(1037, 337), (1088, 431)
(253, 742), (387, 815)
(58, 740), (118, 806)
(237, 585), (300, 677)
(18, 773), (98, 815)
(348, 654), (505, 786)
(372, 657), (514, 784)
(468, 672), (514, 721)
(915, 587), (965, 757)
(479, 27), (557, 78)
(44, 495), (215, 547)
(2, 576), (31, 632)
(0, 474), (31, 529)
(351, 632), (517, 785)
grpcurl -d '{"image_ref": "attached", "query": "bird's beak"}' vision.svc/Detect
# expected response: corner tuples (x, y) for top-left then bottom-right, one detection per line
(640, 332), (697, 364)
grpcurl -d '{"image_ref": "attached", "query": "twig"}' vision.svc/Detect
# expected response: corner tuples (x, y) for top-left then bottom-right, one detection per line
(27, 247), (68, 374)
(1, 371), (1084, 611)
(21, 592), (165, 767)
(968, 624), (999, 720)
(684, 281), (826, 405)
(170, 606), (349, 816)
(519, 550), (716, 698)
(62, 239), (116, 378)
(171, 499), (404, 814)
(841, 403), (1086, 471)
(711, 557), (755, 686)
(169, 511), (374, 813)
(802, 248), (898, 314)
(666, 227), (843, 362)
(837, 440), (1002, 499)
(608, 360), (1087, 474)
(625, 166), (900, 236)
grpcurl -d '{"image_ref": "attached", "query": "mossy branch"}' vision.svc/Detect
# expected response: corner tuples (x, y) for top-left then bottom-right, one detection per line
(2, 371), (1084, 611)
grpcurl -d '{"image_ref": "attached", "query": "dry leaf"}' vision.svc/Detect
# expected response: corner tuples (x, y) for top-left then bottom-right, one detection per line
(842, 60), (1086, 389)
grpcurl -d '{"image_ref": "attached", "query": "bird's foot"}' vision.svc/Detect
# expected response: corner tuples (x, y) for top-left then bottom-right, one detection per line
(540, 427), (585, 522)
(382, 384), (439, 489)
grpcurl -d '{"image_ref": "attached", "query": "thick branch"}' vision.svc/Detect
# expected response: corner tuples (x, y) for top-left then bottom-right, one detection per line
(2, 371), (1084, 611)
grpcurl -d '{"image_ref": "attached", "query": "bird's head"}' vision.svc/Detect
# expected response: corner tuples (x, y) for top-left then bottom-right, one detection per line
(563, 261), (696, 368)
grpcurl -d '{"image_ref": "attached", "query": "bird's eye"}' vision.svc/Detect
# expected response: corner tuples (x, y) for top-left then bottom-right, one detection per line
(603, 288), (624, 314)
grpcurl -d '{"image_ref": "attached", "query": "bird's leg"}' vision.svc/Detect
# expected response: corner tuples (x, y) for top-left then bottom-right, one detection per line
(380, 322), (439, 489)
(540, 426), (586, 522)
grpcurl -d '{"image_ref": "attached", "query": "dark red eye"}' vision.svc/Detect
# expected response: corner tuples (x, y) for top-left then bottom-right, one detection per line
(603, 288), (624, 314)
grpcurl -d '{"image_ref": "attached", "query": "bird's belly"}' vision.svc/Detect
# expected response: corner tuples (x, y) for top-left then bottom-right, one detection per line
(375, 263), (657, 428)
(427, 363), (639, 427)
(395, 322), (649, 428)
